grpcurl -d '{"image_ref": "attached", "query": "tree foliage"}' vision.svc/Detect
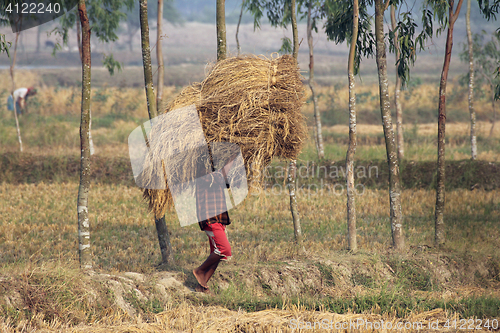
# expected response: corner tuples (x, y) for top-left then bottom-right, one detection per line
(245, 0), (300, 53)
(323, 0), (375, 75)
(389, 12), (426, 85)
(102, 53), (122, 75)
(124, 0), (181, 32)
(478, 0), (500, 19)
(51, 0), (133, 74)
(278, 36), (293, 54)
(55, 0), (133, 44)
(387, 0), (499, 87)
(297, 0), (322, 33)
(460, 30), (500, 99)
(245, 0), (293, 29)
(0, 33), (10, 56)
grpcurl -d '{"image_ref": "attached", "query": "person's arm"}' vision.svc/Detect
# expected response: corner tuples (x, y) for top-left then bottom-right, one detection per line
(18, 97), (25, 109)
(220, 154), (237, 186)
(14, 88), (28, 110)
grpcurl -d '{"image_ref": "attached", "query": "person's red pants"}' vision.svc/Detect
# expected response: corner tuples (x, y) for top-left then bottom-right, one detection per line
(203, 222), (231, 260)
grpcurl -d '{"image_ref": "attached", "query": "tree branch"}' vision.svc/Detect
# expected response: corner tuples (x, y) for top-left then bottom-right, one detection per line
(452, 0), (464, 23)
(384, 0), (391, 13)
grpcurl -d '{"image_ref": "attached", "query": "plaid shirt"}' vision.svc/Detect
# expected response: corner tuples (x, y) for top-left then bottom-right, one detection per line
(196, 171), (231, 230)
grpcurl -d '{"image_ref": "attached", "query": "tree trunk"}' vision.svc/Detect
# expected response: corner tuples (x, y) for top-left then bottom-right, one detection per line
(77, 0), (92, 270)
(288, 0), (302, 247)
(466, 0), (477, 160)
(10, 32), (22, 153)
(435, 0), (463, 245)
(291, 0), (298, 61)
(374, 0), (404, 251)
(77, 18), (82, 62)
(490, 97), (496, 137)
(480, 72), (497, 137)
(89, 116), (94, 155)
(216, 0), (227, 61)
(157, 0), (164, 111)
(140, 0), (157, 118)
(390, 5), (404, 160)
(127, 22), (135, 52)
(20, 31), (25, 56)
(36, 26), (41, 53)
(307, 0), (324, 160)
(288, 160), (302, 244)
(140, 0), (175, 265)
(236, 0), (244, 55)
(346, 0), (359, 252)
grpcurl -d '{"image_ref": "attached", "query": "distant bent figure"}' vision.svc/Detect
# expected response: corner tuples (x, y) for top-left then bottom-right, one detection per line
(7, 87), (37, 115)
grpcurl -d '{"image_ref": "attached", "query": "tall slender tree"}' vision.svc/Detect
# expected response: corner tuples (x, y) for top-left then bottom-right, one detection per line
(346, 0), (359, 252)
(288, 0), (303, 246)
(374, 0), (404, 250)
(9, 30), (22, 153)
(217, 0), (227, 61)
(124, 0), (180, 52)
(236, 0), (245, 55)
(390, 5), (404, 160)
(304, 0), (324, 160)
(245, 0), (303, 246)
(326, 0), (450, 250)
(434, 0), (464, 245)
(476, 31), (500, 135)
(76, 19), (82, 61)
(140, 0), (175, 265)
(466, 0), (477, 160)
(36, 26), (41, 53)
(157, 0), (165, 110)
(77, 0), (92, 270)
(461, 30), (500, 138)
(388, 0), (497, 245)
(477, 0), (500, 127)
(52, 0), (134, 270)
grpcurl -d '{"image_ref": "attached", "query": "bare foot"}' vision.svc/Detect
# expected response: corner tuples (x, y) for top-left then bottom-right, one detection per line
(195, 284), (214, 296)
(193, 269), (208, 289)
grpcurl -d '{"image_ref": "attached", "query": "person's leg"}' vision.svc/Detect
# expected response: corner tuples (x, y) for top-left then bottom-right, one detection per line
(193, 252), (221, 288)
(193, 223), (231, 292)
(15, 101), (21, 115)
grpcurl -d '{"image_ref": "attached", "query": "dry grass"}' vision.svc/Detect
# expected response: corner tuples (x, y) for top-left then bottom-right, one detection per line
(0, 183), (499, 331)
(0, 305), (457, 332)
(2, 71), (498, 164)
(323, 121), (500, 138)
(1, 183), (498, 268)
(0, 76), (178, 118)
(301, 83), (498, 126)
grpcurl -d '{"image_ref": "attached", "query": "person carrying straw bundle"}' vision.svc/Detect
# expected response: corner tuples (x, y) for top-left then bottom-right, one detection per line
(140, 54), (307, 294)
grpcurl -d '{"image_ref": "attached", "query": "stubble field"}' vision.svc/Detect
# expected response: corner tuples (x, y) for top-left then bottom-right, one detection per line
(0, 66), (499, 331)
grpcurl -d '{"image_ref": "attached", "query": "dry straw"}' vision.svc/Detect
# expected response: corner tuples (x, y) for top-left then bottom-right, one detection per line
(143, 54), (306, 218)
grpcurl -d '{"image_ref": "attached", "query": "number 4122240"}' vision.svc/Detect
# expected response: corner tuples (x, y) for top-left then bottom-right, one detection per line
(5, 2), (61, 14)
(444, 319), (499, 330)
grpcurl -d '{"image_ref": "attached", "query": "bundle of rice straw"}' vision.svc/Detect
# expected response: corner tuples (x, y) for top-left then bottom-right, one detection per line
(143, 54), (306, 218)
